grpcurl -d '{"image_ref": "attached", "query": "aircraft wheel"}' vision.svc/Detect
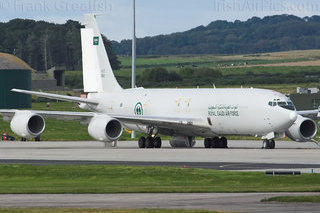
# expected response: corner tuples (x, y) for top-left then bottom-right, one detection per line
(212, 137), (220, 148)
(146, 136), (155, 148)
(35, 135), (41, 142)
(138, 137), (146, 148)
(221, 137), (228, 148)
(154, 137), (162, 148)
(21, 138), (27, 142)
(204, 138), (212, 148)
(269, 139), (275, 149)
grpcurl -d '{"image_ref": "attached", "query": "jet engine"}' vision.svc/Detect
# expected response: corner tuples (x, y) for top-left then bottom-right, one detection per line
(285, 115), (317, 142)
(169, 136), (196, 148)
(10, 111), (45, 138)
(88, 115), (123, 142)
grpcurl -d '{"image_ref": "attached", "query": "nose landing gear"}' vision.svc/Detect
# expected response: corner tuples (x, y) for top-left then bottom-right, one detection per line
(262, 139), (275, 149)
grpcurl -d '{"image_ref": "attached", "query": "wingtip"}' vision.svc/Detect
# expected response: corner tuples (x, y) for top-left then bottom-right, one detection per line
(11, 89), (26, 93)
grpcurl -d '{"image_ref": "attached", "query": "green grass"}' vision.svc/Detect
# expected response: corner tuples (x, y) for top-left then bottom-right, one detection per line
(0, 165), (319, 194)
(118, 50), (320, 68)
(262, 195), (320, 203)
(113, 65), (320, 92)
(0, 209), (219, 213)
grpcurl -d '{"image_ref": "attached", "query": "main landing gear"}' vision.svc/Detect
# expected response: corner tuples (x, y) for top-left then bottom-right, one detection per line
(204, 137), (228, 149)
(262, 139), (275, 149)
(138, 136), (162, 149)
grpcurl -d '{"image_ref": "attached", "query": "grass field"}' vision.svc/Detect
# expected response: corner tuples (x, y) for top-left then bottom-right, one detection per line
(67, 67), (319, 94)
(115, 50), (320, 91)
(0, 165), (319, 194)
(262, 195), (320, 203)
(119, 50), (320, 68)
(0, 209), (219, 213)
(65, 49), (320, 92)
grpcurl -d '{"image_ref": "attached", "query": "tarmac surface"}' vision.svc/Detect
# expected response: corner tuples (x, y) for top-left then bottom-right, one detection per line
(0, 140), (319, 171)
(0, 193), (320, 212)
(0, 140), (320, 212)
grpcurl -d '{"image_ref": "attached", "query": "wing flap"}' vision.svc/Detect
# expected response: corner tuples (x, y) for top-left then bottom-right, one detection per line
(111, 114), (212, 136)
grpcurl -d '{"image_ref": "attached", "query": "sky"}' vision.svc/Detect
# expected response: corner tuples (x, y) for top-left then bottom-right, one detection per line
(1, 0), (320, 41)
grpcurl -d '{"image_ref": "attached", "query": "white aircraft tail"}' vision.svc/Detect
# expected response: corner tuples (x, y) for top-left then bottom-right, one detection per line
(81, 14), (123, 93)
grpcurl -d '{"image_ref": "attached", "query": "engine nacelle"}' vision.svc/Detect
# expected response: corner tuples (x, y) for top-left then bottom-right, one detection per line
(88, 115), (123, 142)
(285, 115), (317, 142)
(10, 111), (45, 138)
(169, 136), (196, 148)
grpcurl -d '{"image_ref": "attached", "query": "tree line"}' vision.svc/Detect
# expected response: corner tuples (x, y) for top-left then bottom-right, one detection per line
(112, 15), (320, 55)
(0, 19), (120, 71)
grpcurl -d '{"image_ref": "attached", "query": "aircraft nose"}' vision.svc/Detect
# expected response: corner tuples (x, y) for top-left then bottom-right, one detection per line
(289, 111), (298, 122)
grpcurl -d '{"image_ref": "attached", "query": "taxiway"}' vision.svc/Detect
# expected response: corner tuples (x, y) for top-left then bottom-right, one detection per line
(0, 140), (320, 212)
(0, 193), (319, 213)
(0, 140), (319, 171)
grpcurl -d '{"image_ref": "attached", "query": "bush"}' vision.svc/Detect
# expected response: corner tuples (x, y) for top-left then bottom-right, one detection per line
(142, 67), (182, 83)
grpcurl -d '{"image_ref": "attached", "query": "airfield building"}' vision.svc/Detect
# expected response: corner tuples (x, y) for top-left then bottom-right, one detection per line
(0, 53), (31, 109)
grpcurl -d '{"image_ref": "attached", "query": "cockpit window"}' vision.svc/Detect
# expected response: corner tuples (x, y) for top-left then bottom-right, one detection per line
(268, 100), (296, 111)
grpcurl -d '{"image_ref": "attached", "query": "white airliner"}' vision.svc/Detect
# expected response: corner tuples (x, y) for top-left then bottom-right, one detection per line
(0, 14), (319, 149)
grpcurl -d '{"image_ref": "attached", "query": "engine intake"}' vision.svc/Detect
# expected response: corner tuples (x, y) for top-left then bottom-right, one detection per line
(88, 115), (123, 142)
(10, 111), (45, 138)
(285, 115), (317, 142)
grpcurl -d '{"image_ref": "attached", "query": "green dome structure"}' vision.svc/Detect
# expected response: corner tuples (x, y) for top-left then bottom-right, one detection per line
(0, 53), (32, 109)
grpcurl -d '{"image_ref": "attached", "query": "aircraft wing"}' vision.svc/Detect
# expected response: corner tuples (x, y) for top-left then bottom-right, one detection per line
(0, 110), (95, 122)
(11, 89), (98, 105)
(297, 110), (320, 120)
(0, 109), (211, 136)
(111, 114), (212, 136)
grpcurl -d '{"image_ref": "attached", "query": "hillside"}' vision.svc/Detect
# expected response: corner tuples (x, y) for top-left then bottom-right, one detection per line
(112, 15), (320, 55)
(0, 19), (120, 71)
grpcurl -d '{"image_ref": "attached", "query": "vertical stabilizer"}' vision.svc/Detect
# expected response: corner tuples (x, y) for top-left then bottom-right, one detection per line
(81, 14), (122, 93)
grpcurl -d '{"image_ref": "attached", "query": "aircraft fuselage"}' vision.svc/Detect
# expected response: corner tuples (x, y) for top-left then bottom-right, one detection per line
(89, 88), (297, 138)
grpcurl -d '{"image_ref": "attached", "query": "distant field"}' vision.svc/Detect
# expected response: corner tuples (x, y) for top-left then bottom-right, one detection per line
(110, 50), (320, 91)
(119, 49), (320, 68)
(64, 49), (320, 92)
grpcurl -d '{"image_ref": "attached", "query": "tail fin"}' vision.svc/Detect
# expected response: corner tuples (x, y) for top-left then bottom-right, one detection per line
(81, 14), (122, 93)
